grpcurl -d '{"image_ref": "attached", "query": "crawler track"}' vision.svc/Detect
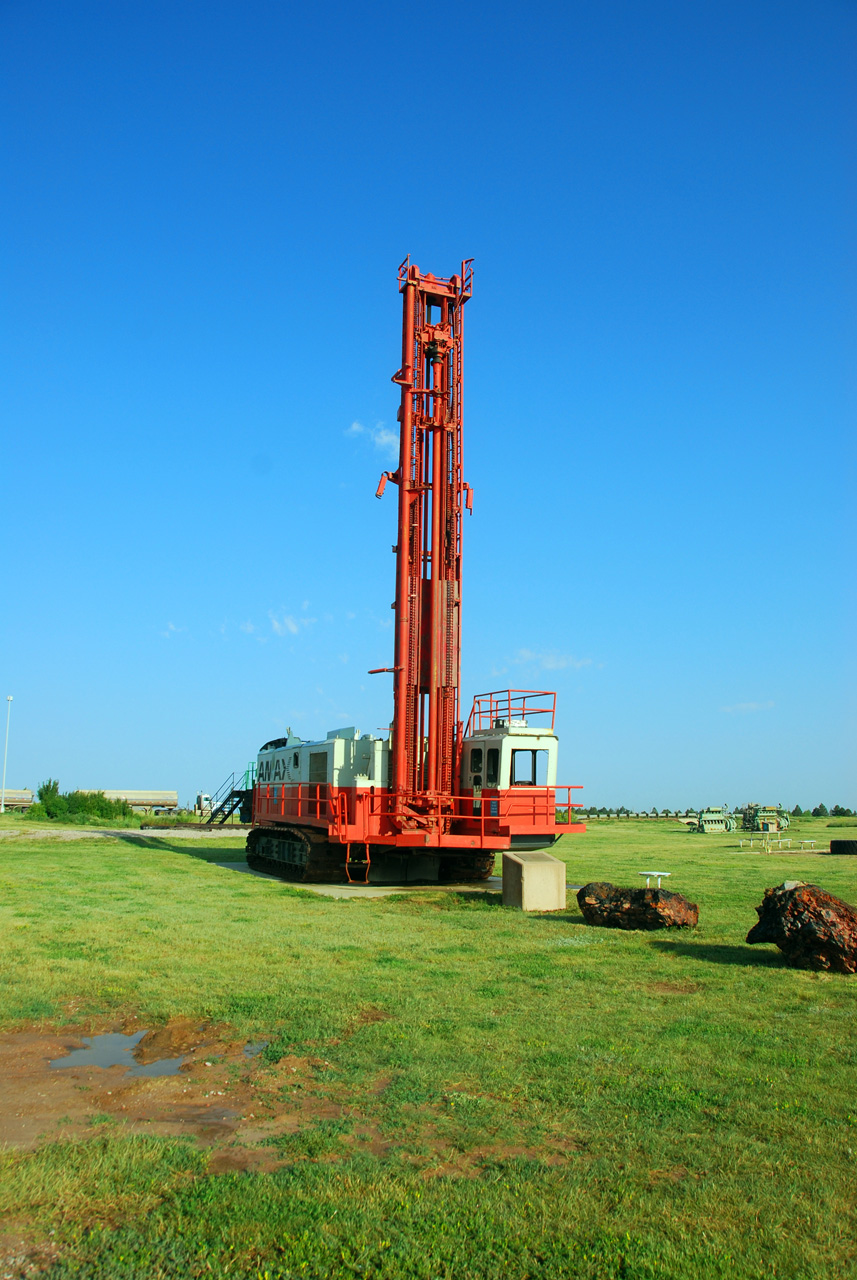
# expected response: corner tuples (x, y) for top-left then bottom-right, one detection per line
(437, 852), (496, 882)
(246, 825), (496, 885)
(246, 826), (345, 883)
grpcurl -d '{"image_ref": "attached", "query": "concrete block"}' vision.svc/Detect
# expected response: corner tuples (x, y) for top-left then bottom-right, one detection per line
(502, 850), (567, 911)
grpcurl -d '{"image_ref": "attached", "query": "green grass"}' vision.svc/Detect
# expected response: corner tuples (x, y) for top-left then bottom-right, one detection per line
(1, 818), (855, 1278)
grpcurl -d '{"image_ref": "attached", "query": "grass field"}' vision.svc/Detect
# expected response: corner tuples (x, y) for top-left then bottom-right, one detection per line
(0, 816), (855, 1279)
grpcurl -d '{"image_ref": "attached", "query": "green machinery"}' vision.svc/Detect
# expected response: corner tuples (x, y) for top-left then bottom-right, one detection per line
(691, 807), (737, 833)
(740, 804), (790, 833)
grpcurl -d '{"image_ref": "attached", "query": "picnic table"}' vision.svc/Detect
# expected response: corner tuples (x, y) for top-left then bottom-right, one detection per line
(639, 871), (671, 888)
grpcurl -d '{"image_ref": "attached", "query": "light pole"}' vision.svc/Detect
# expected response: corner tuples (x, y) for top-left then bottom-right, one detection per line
(0, 696), (12, 814)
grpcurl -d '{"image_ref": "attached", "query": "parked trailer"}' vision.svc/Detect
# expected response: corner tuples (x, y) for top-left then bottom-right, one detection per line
(79, 790), (178, 814)
(0, 788), (34, 811)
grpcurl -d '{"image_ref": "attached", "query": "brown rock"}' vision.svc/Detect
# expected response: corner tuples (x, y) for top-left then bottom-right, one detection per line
(746, 881), (857, 974)
(576, 882), (699, 930)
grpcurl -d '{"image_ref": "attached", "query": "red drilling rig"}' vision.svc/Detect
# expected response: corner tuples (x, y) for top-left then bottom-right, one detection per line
(246, 259), (584, 883)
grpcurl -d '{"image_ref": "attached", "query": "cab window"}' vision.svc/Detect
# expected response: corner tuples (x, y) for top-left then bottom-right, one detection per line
(470, 748), (483, 776)
(511, 749), (535, 785)
(486, 748), (499, 786)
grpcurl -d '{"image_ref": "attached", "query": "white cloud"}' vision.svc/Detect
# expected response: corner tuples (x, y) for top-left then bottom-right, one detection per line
(239, 621), (255, 634)
(514, 648), (592, 671)
(269, 610), (317, 636)
(270, 611), (299, 636)
(720, 700), (776, 714)
(347, 419), (398, 460)
(160, 622), (185, 639)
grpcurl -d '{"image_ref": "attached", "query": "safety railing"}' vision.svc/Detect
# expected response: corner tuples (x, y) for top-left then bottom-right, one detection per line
(255, 783), (334, 823)
(364, 784), (582, 831)
(254, 781), (583, 838)
(465, 690), (557, 736)
(397, 255), (474, 298)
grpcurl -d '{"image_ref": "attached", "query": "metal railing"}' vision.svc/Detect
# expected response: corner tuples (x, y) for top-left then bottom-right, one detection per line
(465, 690), (557, 736)
(254, 781), (582, 837)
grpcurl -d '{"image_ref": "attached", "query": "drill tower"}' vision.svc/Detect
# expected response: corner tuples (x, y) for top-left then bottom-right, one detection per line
(246, 259), (583, 884)
(379, 258), (472, 819)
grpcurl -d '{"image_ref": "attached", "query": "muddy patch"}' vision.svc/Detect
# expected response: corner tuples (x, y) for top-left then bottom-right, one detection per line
(1, 1020), (279, 1153)
(243, 1040), (269, 1058)
(0, 1018), (581, 1198)
(0, 1021), (390, 1170)
(50, 1030), (185, 1078)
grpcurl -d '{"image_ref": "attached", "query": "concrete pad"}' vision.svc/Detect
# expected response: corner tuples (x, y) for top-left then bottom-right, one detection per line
(215, 863), (502, 900)
(502, 851), (566, 911)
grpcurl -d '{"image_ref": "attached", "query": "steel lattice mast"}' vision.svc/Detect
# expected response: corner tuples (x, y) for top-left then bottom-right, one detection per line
(376, 258), (474, 818)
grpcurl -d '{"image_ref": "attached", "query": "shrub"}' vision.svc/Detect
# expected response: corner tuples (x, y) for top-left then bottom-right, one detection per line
(25, 780), (133, 823)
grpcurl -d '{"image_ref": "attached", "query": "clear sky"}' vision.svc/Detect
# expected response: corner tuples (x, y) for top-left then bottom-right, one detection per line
(2, 0), (854, 811)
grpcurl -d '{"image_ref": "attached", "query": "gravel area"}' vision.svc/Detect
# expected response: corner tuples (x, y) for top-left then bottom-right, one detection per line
(0, 826), (245, 841)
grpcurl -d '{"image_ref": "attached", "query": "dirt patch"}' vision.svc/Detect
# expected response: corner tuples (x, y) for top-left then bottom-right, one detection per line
(0, 1230), (59, 1280)
(206, 1148), (282, 1175)
(420, 1141), (568, 1179)
(0, 1021), (318, 1156)
(649, 1165), (691, 1184)
(647, 980), (703, 995)
(0, 1018), (579, 1204)
(132, 1016), (220, 1064)
(0, 827), (242, 842)
(330, 1006), (394, 1045)
(355, 1006), (392, 1026)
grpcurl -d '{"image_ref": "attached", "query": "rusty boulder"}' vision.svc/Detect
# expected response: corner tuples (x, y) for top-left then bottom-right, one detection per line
(576, 882), (699, 930)
(746, 881), (857, 974)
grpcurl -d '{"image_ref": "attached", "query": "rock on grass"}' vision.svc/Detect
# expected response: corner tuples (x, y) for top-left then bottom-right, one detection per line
(746, 881), (857, 974)
(576, 882), (699, 930)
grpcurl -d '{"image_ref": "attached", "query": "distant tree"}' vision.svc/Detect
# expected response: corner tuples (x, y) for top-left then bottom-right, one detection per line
(831, 805), (853, 817)
(791, 805), (803, 816)
(811, 803), (829, 818)
(661, 808), (670, 816)
(26, 780), (132, 823)
(35, 778), (66, 819)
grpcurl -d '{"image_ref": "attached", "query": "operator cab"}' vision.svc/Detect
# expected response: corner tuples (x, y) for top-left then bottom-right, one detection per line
(461, 719), (558, 791)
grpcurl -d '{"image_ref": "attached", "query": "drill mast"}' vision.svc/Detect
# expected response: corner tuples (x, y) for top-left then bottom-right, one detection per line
(383, 257), (473, 813)
(247, 257), (584, 885)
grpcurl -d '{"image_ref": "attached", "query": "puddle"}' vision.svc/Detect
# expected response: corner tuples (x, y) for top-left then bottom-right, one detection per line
(243, 1041), (269, 1058)
(49, 1031), (185, 1077)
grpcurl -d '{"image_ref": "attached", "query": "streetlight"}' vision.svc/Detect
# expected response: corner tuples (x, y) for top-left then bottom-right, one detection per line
(0, 696), (11, 814)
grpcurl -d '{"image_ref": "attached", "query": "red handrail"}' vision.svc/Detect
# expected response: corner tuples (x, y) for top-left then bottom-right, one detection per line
(465, 690), (557, 736)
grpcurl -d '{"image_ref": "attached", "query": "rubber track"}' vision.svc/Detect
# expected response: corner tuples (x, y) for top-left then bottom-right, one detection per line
(246, 825), (496, 885)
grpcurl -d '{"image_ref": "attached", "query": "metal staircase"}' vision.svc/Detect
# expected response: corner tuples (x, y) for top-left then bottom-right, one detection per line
(205, 763), (256, 825)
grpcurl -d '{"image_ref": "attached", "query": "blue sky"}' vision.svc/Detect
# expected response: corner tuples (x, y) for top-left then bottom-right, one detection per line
(2, 0), (854, 810)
